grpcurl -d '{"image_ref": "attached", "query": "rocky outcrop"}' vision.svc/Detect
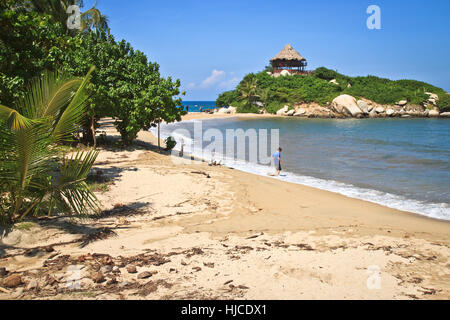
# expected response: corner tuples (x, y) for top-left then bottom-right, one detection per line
(375, 106), (385, 114)
(228, 106), (237, 114)
(329, 79), (339, 85)
(386, 108), (396, 117)
(357, 100), (369, 114)
(331, 95), (363, 117)
(217, 107), (231, 114)
(294, 108), (307, 117)
(428, 109), (440, 117)
(263, 94), (444, 119)
(286, 109), (295, 116)
(217, 106), (237, 114)
(276, 106), (289, 116)
(425, 92), (439, 100)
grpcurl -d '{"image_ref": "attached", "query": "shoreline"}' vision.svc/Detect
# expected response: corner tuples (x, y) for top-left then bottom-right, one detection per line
(1, 119), (449, 300)
(162, 114), (450, 222)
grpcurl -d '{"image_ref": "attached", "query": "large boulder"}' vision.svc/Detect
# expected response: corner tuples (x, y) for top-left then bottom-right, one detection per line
(440, 112), (450, 118)
(386, 108), (396, 117)
(375, 106), (385, 114)
(286, 109), (295, 116)
(217, 107), (231, 114)
(331, 95), (363, 117)
(280, 70), (291, 77)
(228, 106), (237, 114)
(276, 106), (289, 116)
(369, 111), (378, 118)
(428, 98), (437, 105)
(294, 108), (307, 116)
(329, 79), (339, 85)
(357, 100), (369, 114)
(428, 110), (440, 117)
(396, 100), (408, 106)
(425, 92), (439, 100)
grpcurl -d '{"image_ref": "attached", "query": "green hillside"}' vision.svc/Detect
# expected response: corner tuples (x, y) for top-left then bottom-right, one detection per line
(216, 67), (449, 114)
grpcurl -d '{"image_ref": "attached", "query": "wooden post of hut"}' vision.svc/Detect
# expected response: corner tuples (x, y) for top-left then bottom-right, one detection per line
(270, 44), (308, 75)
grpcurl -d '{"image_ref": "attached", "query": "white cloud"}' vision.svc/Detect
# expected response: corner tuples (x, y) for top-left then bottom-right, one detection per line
(186, 70), (239, 91)
(218, 77), (239, 90)
(198, 69), (226, 89)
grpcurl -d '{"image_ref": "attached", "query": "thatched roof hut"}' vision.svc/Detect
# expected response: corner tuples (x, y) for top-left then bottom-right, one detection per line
(270, 44), (308, 75)
(271, 44), (306, 62)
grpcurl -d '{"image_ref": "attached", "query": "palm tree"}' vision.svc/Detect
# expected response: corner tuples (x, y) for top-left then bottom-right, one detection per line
(22, 0), (109, 33)
(238, 76), (260, 107)
(0, 67), (100, 224)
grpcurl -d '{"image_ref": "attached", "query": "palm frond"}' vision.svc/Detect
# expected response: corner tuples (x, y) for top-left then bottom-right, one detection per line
(19, 71), (83, 119)
(52, 149), (101, 216)
(52, 66), (95, 143)
(0, 105), (35, 130)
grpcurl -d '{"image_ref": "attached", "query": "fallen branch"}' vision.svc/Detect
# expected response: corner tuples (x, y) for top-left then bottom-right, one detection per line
(191, 171), (211, 178)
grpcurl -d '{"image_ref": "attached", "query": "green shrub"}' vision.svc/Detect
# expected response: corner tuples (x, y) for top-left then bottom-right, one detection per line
(265, 101), (284, 114)
(165, 136), (177, 151)
(437, 94), (450, 112)
(314, 67), (343, 81)
(216, 90), (238, 107)
(236, 101), (259, 114)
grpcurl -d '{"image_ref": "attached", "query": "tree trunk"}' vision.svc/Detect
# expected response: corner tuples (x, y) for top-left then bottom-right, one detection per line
(83, 116), (96, 147)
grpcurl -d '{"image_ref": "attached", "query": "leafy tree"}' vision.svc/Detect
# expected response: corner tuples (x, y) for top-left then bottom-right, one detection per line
(437, 94), (450, 112)
(63, 30), (184, 145)
(215, 90), (238, 107)
(0, 4), (72, 106)
(0, 68), (100, 225)
(239, 75), (259, 103)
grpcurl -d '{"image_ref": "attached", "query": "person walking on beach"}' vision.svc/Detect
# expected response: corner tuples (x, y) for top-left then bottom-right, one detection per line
(272, 147), (282, 176)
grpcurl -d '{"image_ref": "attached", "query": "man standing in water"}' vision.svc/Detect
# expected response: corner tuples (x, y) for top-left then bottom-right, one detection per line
(272, 147), (282, 176)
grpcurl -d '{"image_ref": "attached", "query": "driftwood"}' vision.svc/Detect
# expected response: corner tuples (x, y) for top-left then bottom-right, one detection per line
(190, 171), (211, 178)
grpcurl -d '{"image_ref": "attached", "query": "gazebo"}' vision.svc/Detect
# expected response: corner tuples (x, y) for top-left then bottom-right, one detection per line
(270, 44), (308, 75)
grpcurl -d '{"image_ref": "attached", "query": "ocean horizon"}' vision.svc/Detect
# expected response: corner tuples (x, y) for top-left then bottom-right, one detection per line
(153, 117), (450, 221)
(181, 101), (217, 113)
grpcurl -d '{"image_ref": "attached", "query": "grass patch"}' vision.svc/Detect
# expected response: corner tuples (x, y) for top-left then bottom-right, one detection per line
(14, 222), (37, 231)
(88, 182), (110, 193)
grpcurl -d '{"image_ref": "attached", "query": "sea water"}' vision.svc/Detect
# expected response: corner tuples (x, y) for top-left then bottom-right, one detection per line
(152, 117), (450, 221)
(181, 101), (218, 112)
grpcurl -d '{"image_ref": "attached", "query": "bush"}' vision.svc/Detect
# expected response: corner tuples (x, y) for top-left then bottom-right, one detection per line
(437, 94), (450, 112)
(236, 101), (259, 114)
(314, 67), (342, 81)
(216, 90), (238, 107)
(165, 136), (177, 151)
(265, 101), (284, 114)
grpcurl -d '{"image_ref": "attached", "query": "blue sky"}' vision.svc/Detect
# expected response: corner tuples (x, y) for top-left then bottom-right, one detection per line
(84, 0), (450, 100)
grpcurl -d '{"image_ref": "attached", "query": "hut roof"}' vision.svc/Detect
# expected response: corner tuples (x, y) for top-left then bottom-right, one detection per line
(270, 44), (306, 62)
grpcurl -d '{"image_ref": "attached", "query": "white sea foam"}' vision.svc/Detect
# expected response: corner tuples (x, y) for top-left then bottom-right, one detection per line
(151, 124), (450, 221)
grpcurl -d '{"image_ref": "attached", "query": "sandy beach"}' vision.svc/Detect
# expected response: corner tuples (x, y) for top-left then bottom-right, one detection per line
(0, 116), (449, 300)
